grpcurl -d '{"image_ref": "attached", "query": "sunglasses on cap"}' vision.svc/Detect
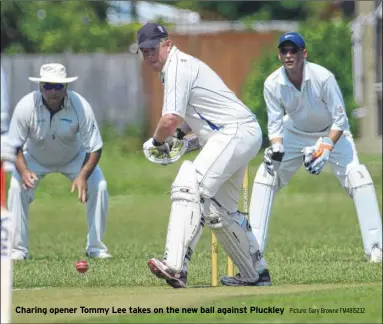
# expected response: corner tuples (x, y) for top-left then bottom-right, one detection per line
(42, 83), (65, 91)
(279, 47), (301, 55)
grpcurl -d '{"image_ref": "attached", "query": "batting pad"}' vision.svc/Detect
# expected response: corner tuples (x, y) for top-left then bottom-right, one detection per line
(347, 164), (383, 254)
(1, 208), (12, 324)
(214, 220), (259, 280)
(164, 161), (202, 272)
(249, 163), (278, 254)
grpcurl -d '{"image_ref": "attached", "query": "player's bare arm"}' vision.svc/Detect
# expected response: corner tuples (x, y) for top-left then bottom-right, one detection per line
(327, 129), (343, 145)
(304, 71), (349, 174)
(270, 137), (283, 145)
(15, 148), (38, 190)
(72, 148), (102, 203)
(153, 113), (183, 143)
(80, 149), (102, 179)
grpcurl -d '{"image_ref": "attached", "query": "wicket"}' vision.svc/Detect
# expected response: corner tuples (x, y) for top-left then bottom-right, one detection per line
(211, 167), (249, 287)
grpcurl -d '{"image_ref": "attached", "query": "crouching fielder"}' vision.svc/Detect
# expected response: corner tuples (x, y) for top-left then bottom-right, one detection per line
(250, 32), (382, 263)
(135, 22), (271, 288)
(7, 63), (111, 260)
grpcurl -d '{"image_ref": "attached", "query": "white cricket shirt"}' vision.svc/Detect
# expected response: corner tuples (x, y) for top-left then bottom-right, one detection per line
(264, 61), (349, 140)
(1, 65), (10, 134)
(160, 47), (257, 144)
(8, 90), (103, 167)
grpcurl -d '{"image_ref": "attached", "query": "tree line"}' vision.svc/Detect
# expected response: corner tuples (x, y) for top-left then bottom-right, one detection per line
(1, 1), (355, 54)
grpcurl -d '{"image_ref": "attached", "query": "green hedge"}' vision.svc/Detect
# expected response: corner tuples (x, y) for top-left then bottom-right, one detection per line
(243, 19), (359, 145)
(3, 1), (141, 54)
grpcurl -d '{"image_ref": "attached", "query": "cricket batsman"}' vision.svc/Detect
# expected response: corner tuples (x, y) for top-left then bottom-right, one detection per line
(7, 63), (111, 260)
(246, 32), (382, 271)
(134, 22), (271, 288)
(1, 64), (17, 323)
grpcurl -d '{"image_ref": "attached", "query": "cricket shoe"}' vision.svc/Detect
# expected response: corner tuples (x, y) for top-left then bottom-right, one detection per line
(220, 269), (272, 287)
(86, 251), (112, 259)
(11, 251), (28, 261)
(370, 246), (382, 263)
(147, 258), (187, 288)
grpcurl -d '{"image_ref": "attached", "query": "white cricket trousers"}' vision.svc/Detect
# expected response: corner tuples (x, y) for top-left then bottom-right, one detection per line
(251, 116), (382, 255)
(8, 151), (109, 258)
(195, 120), (262, 212)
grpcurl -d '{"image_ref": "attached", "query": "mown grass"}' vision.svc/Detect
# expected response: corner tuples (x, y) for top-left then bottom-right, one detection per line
(9, 139), (382, 323)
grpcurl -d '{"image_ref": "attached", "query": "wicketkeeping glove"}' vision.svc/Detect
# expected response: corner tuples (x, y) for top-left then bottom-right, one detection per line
(263, 143), (285, 176)
(302, 137), (334, 175)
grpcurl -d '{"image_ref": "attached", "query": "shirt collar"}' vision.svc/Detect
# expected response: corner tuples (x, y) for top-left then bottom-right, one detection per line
(278, 60), (310, 86)
(160, 46), (178, 83)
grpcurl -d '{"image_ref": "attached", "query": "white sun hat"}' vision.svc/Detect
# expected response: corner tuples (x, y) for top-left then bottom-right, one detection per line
(29, 63), (78, 83)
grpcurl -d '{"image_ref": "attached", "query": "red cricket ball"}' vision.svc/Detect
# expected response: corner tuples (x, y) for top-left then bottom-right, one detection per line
(76, 260), (89, 273)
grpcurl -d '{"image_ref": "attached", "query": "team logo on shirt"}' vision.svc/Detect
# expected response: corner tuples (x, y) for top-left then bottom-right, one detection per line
(338, 106), (344, 114)
(60, 118), (72, 123)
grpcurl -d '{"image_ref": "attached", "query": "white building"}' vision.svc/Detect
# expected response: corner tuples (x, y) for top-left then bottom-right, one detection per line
(107, 1), (201, 25)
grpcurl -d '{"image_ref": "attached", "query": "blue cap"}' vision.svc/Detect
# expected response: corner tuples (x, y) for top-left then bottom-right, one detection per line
(278, 32), (305, 49)
(137, 23), (168, 49)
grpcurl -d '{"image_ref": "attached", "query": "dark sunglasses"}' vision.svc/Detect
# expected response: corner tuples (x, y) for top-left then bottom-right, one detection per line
(279, 47), (300, 55)
(42, 83), (65, 91)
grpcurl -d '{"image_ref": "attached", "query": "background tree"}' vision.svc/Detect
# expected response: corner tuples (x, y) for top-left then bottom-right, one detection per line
(168, 1), (354, 21)
(1, 1), (139, 54)
(242, 19), (359, 145)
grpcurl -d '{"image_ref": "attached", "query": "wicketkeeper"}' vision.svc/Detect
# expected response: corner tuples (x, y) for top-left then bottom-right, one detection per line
(7, 63), (111, 260)
(248, 32), (382, 265)
(133, 23), (271, 288)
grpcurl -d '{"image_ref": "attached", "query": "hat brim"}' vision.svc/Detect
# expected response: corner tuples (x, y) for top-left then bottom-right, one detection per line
(28, 76), (78, 83)
(138, 38), (162, 49)
(129, 38), (162, 55)
(278, 40), (305, 49)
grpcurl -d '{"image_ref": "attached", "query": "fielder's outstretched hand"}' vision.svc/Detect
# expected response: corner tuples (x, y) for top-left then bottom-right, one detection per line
(71, 175), (88, 203)
(20, 169), (38, 190)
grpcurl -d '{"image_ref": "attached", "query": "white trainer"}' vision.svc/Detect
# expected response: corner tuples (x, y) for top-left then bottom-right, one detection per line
(11, 251), (27, 261)
(86, 251), (112, 259)
(370, 246), (382, 263)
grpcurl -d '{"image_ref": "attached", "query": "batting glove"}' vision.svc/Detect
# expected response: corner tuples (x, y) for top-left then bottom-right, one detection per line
(263, 143), (285, 176)
(166, 128), (200, 153)
(143, 138), (170, 165)
(143, 137), (189, 165)
(302, 137), (334, 175)
(174, 128), (187, 140)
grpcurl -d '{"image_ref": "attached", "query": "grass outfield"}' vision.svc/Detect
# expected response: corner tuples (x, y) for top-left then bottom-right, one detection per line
(8, 140), (382, 323)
